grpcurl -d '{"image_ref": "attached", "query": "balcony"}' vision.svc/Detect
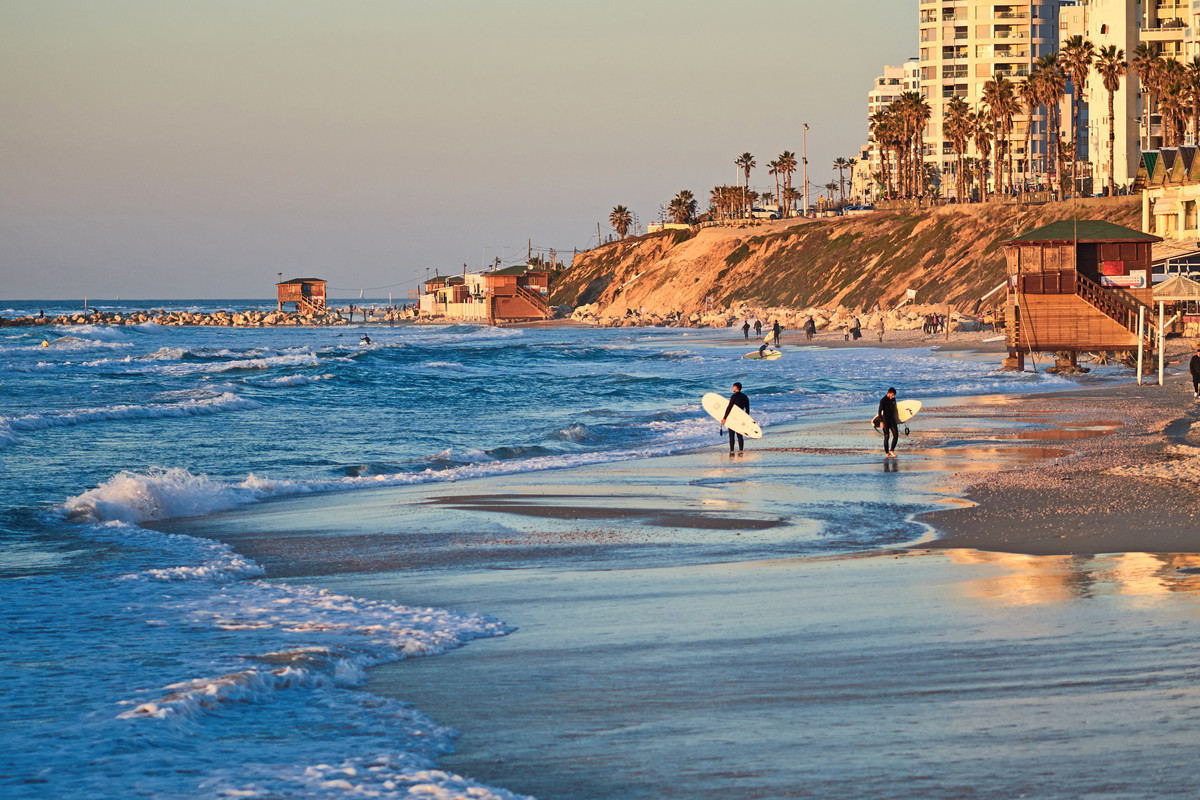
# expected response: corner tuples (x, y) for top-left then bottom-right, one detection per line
(995, 49), (1030, 59)
(994, 11), (1029, 19)
(942, 65), (968, 78)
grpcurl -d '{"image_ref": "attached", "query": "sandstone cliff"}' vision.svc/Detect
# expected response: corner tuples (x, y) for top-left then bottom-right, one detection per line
(552, 197), (1141, 325)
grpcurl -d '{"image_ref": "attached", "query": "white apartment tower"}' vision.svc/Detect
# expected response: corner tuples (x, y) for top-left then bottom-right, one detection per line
(919, 0), (1062, 197)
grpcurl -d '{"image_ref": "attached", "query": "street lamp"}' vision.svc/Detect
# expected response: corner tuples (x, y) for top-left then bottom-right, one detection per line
(802, 123), (809, 216)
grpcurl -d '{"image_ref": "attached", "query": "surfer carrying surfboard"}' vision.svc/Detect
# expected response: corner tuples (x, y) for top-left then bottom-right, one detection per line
(722, 382), (750, 453)
(876, 387), (900, 458)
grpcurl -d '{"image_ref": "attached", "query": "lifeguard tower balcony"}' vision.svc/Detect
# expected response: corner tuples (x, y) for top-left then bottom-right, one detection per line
(276, 278), (327, 315)
(1000, 221), (1162, 370)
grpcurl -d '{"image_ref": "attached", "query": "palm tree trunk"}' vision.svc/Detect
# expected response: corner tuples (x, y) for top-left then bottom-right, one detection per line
(1108, 88), (1117, 195)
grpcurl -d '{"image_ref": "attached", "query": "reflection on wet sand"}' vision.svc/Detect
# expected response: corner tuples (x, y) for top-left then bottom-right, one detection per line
(943, 549), (1200, 604)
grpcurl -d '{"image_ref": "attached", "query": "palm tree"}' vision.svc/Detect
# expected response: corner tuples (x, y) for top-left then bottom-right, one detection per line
(983, 77), (1019, 196)
(1159, 58), (1188, 147)
(1061, 35), (1096, 196)
(1131, 42), (1162, 149)
(900, 92), (932, 197)
(609, 205), (633, 239)
(776, 151), (797, 216)
(1018, 67), (1042, 190)
(668, 190), (696, 224)
(1036, 54), (1067, 199)
(735, 152), (756, 218)
(1187, 57), (1200, 144)
(1094, 44), (1128, 195)
(833, 157), (850, 204)
(768, 159), (781, 210)
(944, 96), (971, 201)
(823, 181), (839, 206)
(971, 110), (992, 202)
(869, 111), (892, 197)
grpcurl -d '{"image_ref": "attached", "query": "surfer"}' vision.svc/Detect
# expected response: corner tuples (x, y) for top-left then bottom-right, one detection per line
(722, 382), (750, 453)
(758, 344), (769, 359)
(753, 318), (762, 338)
(876, 386), (900, 458)
(361, 334), (372, 345)
(1190, 344), (1200, 399)
(772, 320), (783, 345)
(742, 318), (751, 339)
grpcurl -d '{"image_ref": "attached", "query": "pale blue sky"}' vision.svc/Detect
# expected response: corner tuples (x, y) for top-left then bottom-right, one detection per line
(1, 1), (915, 300)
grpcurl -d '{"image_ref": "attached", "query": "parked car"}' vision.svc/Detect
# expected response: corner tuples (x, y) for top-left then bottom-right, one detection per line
(750, 205), (780, 220)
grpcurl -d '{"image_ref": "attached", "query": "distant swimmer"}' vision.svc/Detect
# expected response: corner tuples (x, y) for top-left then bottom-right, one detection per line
(40, 339), (49, 348)
(722, 382), (750, 453)
(361, 334), (372, 345)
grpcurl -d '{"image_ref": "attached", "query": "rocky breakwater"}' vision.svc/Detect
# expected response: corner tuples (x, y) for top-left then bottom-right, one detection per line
(572, 300), (990, 335)
(0, 308), (349, 328)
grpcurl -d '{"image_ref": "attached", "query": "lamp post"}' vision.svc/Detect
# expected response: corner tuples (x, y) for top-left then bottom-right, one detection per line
(802, 123), (809, 216)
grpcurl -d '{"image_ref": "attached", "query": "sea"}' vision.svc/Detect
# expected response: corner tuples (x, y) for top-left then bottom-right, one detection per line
(0, 299), (1115, 799)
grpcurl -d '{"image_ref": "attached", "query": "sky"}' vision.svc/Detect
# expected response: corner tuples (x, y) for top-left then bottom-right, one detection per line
(1, 1), (915, 301)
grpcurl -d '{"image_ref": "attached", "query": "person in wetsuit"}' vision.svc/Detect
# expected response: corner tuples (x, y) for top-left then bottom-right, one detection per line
(722, 382), (750, 453)
(876, 386), (900, 458)
(1191, 345), (1200, 399)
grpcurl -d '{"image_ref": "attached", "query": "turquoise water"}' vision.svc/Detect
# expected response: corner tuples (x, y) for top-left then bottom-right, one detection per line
(0, 304), (1103, 798)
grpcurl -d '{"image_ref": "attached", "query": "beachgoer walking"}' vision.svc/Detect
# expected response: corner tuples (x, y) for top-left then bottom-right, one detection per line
(846, 317), (861, 342)
(753, 318), (762, 338)
(742, 318), (751, 339)
(875, 386), (900, 458)
(722, 382), (750, 454)
(876, 316), (885, 342)
(1190, 345), (1200, 399)
(804, 316), (816, 341)
(772, 320), (782, 345)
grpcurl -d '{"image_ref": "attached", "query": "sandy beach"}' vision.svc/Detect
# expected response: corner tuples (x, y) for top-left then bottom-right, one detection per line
(155, 331), (1200, 799)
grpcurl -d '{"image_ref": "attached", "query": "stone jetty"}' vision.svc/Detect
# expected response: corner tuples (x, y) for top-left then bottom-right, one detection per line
(0, 305), (419, 328)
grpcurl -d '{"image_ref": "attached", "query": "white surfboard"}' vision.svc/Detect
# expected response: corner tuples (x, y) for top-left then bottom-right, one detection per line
(702, 392), (763, 439)
(871, 399), (921, 429)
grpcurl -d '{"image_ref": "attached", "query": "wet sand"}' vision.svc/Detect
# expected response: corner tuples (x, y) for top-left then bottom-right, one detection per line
(158, 339), (1200, 799)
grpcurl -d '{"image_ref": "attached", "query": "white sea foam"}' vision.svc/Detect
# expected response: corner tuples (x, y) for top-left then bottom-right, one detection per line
(0, 392), (259, 446)
(246, 373), (336, 387)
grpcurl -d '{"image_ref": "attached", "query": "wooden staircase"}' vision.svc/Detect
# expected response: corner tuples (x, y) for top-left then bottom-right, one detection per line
(1074, 273), (1156, 343)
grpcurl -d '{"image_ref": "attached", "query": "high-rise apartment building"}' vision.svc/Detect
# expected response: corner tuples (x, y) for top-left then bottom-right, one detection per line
(918, 0), (1062, 197)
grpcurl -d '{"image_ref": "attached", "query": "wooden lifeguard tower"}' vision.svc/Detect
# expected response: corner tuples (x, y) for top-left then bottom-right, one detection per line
(1000, 221), (1162, 370)
(276, 278), (327, 314)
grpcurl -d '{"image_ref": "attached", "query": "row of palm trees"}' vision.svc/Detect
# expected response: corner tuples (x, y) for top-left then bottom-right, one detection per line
(870, 38), (1133, 202)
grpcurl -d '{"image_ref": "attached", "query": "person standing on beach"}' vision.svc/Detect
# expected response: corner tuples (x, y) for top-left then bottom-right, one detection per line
(1190, 345), (1200, 399)
(753, 318), (762, 338)
(804, 316), (816, 340)
(876, 316), (885, 342)
(772, 319), (783, 346)
(722, 382), (750, 454)
(876, 387), (900, 458)
(742, 318), (751, 339)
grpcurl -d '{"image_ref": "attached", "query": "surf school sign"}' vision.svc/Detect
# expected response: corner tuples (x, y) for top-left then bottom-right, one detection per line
(1101, 273), (1148, 289)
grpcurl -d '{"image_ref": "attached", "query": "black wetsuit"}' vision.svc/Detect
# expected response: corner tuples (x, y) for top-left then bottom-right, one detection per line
(1190, 353), (1200, 396)
(877, 394), (899, 454)
(724, 391), (750, 452)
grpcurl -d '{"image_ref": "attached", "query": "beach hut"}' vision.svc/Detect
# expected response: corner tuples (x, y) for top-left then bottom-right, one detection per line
(484, 266), (552, 323)
(1000, 221), (1162, 370)
(276, 278), (327, 314)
